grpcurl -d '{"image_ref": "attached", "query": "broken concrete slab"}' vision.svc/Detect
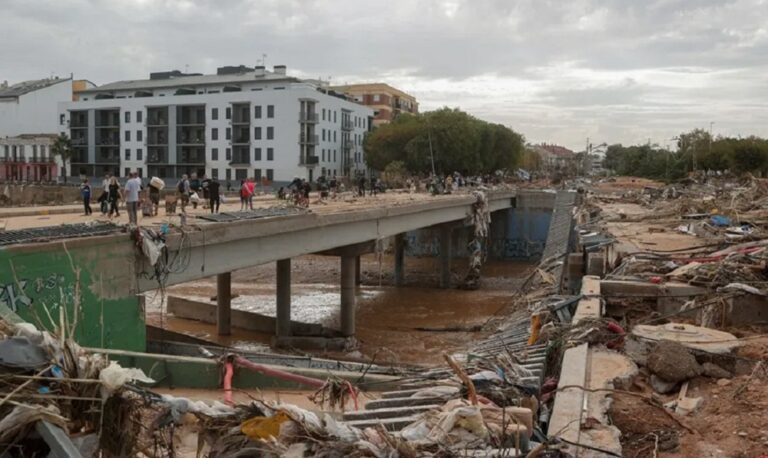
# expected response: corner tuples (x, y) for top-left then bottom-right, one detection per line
(701, 362), (732, 379)
(646, 340), (701, 383)
(632, 323), (740, 354)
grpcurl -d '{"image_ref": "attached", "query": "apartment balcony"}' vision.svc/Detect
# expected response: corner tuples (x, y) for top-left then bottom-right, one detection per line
(343, 140), (353, 149)
(0, 157), (26, 163)
(229, 153), (251, 166)
(71, 137), (88, 146)
(178, 154), (205, 165)
(147, 118), (168, 127)
(146, 154), (169, 164)
(298, 133), (319, 145)
(300, 155), (319, 166)
(341, 119), (353, 131)
(177, 136), (205, 145)
(299, 112), (319, 123)
(70, 149), (89, 164)
(95, 149), (120, 164)
(28, 156), (55, 164)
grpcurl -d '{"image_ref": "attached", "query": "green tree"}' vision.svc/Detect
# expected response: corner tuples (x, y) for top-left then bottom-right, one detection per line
(51, 133), (73, 184)
(731, 138), (768, 175)
(364, 107), (524, 176)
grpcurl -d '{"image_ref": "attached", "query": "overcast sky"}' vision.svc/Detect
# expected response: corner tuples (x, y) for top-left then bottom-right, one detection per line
(3, 0), (767, 150)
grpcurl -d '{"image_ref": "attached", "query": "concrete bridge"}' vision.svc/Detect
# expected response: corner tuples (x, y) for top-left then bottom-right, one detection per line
(0, 189), (559, 351)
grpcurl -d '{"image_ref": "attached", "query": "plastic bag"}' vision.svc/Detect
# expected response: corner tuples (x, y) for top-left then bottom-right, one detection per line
(241, 411), (291, 440)
(190, 192), (200, 203)
(99, 361), (154, 394)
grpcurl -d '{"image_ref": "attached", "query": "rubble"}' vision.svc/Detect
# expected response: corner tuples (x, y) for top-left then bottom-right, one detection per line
(646, 340), (702, 383)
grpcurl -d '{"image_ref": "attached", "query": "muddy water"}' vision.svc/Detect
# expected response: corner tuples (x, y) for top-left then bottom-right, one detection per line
(146, 254), (534, 366)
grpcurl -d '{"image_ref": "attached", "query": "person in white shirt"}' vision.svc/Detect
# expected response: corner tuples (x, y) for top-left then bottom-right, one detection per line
(124, 172), (142, 225)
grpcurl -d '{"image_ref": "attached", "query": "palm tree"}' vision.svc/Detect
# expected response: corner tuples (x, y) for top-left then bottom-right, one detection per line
(51, 133), (73, 184)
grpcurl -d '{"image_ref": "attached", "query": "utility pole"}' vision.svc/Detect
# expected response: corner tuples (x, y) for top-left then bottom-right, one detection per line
(427, 121), (436, 177)
(709, 121), (714, 156)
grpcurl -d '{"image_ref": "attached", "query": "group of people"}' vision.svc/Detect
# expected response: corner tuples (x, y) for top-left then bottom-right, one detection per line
(80, 172), (144, 224)
(357, 175), (384, 197)
(177, 174), (222, 214)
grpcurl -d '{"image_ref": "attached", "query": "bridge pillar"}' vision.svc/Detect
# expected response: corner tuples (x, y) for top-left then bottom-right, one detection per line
(394, 233), (405, 286)
(440, 225), (453, 288)
(340, 255), (356, 336)
(355, 255), (362, 286)
(216, 272), (231, 336)
(276, 259), (292, 337)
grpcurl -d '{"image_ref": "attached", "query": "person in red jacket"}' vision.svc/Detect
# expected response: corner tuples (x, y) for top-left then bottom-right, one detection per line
(246, 178), (256, 210)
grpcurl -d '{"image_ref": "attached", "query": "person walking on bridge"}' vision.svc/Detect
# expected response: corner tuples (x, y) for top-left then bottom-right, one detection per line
(208, 177), (221, 214)
(80, 179), (92, 215)
(124, 171), (142, 225)
(107, 176), (121, 218)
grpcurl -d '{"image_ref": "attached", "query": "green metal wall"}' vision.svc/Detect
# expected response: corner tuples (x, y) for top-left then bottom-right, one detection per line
(0, 237), (145, 351)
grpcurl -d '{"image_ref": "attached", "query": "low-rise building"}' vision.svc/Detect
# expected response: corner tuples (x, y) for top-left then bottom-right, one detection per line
(330, 83), (418, 127)
(0, 134), (59, 182)
(531, 144), (577, 172)
(1, 77), (96, 182)
(59, 65), (373, 183)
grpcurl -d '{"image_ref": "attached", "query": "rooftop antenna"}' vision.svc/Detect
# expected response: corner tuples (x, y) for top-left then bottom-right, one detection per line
(184, 64), (189, 73)
(261, 53), (267, 68)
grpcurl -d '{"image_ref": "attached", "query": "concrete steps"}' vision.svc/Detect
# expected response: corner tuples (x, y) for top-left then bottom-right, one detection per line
(364, 396), (446, 410)
(345, 415), (421, 432)
(342, 404), (440, 421)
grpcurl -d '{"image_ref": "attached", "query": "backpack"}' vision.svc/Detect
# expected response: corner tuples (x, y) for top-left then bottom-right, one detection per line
(177, 180), (185, 193)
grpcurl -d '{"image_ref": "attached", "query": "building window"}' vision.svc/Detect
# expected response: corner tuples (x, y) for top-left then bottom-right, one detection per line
(125, 148), (131, 160)
(125, 111), (131, 123)
(226, 148), (231, 161)
(266, 169), (273, 181)
(212, 168), (219, 179)
(266, 127), (273, 140)
(125, 130), (131, 141)
(226, 127), (231, 140)
(254, 105), (261, 118)
(226, 107), (231, 119)
(137, 111), (143, 123)
(267, 147), (274, 161)
(137, 148), (143, 161)
(373, 94), (380, 102)
(59, 114), (65, 125)
(40, 145), (46, 156)
(124, 167), (130, 177)
(254, 127), (261, 140)
(212, 108), (219, 120)
(255, 169), (262, 181)
(334, 150), (336, 162)
(211, 148), (219, 160)
(137, 130), (143, 142)
(267, 105), (274, 118)
(334, 111), (337, 123)
(322, 108), (326, 121)
(137, 168), (143, 177)
(333, 131), (337, 142)
(226, 168), (231, 180)
(322, 129), (326, 141)
(254, 147), (262, 161)
(212, 128), (218, 140)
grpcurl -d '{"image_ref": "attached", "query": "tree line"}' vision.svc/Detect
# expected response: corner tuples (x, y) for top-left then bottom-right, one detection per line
(603, 129), (768, 180)
(364, 108), (525, 176)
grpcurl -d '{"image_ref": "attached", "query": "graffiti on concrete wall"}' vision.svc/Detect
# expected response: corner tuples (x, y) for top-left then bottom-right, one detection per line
(0, 273), (67, 313)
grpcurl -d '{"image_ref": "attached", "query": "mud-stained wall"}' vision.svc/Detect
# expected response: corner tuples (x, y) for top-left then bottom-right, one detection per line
(0, 237), (144, 351)
(405, 192), (556, 261)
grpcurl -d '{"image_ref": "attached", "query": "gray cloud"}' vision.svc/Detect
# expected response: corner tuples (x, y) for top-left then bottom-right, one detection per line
(1, 0), (767, 149)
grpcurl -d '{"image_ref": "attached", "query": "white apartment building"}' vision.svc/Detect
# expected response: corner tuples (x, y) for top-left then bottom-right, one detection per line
(0, 77), (96, 182)
(0, 77), (75, 138)
(58, 66), (374, 184)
